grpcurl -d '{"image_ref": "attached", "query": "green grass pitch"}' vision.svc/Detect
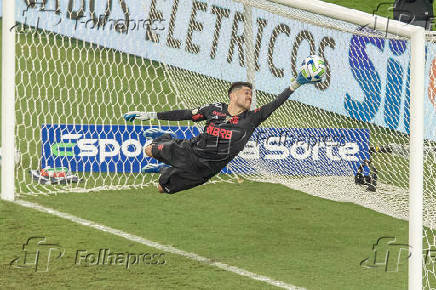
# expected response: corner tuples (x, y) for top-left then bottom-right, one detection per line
(2, 182), (410, 289)
(1, 0), (435, 289)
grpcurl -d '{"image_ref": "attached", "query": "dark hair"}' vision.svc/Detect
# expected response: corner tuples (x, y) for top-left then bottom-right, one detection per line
(228, 82), (252, 97)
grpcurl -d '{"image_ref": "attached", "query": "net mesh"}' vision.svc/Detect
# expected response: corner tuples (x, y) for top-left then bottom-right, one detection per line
(423, 34), (436, 288)
(10, 0), (436, 286)
(168, 0), (420, 224)
(16, 29), (177, 193)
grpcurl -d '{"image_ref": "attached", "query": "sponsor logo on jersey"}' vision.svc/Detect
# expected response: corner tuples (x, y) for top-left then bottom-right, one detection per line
(212, 111), (227, 117)
(206, 123), (232, 140)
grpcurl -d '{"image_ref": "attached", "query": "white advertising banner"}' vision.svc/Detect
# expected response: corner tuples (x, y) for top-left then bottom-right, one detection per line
(13, 0), (436, 140)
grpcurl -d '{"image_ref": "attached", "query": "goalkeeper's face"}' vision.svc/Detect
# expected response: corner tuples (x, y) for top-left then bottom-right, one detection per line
(232, 86), (252, 110)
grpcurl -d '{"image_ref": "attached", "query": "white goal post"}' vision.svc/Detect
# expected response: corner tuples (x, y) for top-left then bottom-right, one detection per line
(0, 0), (427, 288)
(2, 0), (16, 201)
(236, 0), (426, 286)
(275, 2), (424, 289)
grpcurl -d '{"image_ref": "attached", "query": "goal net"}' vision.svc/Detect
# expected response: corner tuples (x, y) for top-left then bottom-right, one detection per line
(8, 0), (436, 286)
(423, 35), (436, 287)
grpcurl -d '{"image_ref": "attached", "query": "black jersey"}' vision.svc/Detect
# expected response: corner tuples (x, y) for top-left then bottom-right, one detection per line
(157, 88), (293, 166)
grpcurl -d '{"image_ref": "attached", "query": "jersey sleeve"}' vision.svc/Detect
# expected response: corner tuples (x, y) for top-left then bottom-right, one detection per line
(190, 104), (211, 122)
(156, 104), (212, 122)
(251, 88), (294, 125)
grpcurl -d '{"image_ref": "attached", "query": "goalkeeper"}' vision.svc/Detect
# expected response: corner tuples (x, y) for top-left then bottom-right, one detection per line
(124, 65), (324, 194)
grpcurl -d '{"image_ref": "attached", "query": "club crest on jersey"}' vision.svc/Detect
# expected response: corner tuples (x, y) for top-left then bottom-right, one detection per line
(226, 116), (239, 124)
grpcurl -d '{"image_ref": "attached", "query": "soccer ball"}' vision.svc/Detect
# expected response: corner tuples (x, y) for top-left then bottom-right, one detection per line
(300, 55), (326, 82)
(0, 147), (21, 166)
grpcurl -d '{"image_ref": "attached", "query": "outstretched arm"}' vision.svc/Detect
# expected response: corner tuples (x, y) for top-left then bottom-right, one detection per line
(157, 109), (195, 121)
(252, 87), (295, 124)
(124, 107), (207, 122)
(253, 57), (326, 124)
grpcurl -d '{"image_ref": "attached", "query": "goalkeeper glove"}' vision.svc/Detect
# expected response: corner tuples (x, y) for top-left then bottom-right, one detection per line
(123, 111), (157, 122)
(290, 66), (323, 91)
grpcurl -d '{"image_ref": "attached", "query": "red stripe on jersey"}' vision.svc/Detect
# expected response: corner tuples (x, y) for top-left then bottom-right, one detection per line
(229, 116), (239, 124)
(254, 107), (262, 112)
(192, 114), (204, 121)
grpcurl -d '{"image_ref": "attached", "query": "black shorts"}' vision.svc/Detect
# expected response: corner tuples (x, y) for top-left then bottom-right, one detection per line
(151, 134), (218, 194)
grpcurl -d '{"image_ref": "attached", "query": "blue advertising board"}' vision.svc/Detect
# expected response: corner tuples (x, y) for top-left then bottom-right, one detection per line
(230, 127), (370, 176)
(41, 124), (369, 176)
(41, 124), (200, 173)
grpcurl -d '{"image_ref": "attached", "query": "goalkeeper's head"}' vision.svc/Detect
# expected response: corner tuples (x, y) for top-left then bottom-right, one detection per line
(228, 82), (253, 111)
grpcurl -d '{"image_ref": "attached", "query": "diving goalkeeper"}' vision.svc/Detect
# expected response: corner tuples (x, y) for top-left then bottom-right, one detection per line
(124, 65), (324, 194)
